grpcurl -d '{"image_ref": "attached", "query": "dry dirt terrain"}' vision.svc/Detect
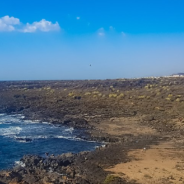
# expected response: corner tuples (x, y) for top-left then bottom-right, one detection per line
(0, 77), (184, 184)
(105, 120), (184, 184)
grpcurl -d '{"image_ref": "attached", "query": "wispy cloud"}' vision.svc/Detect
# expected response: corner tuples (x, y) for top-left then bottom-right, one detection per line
(0, 15), (60, 33)
(121, 32), (126, 37)
(109, 26), (114, 30)
(0, 15), (20, 31)
(97, 27), (126, 37)
(76, 17), (80, 20)
(98, 27), (105, 36)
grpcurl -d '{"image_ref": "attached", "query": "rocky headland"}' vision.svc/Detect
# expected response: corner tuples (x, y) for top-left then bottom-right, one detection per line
(0, 77), (184, 184)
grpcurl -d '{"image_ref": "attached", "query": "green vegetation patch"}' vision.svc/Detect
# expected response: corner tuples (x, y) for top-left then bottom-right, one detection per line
(103, 175), (120, 184)
(138, 95), (146, 99)
(68, 92), (74, 97)
(84, 92), (91, 95)
(109, 93), (118, 98)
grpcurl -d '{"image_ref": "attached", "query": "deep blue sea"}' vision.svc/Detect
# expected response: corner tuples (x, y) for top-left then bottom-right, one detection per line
(0, 114), (101, 170)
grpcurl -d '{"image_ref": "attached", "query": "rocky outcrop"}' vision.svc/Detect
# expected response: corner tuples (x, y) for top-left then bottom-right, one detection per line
(0, 144), (131, 184)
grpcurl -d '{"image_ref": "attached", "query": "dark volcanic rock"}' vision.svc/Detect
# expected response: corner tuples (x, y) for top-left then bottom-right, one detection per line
(1, 78), (184, 183)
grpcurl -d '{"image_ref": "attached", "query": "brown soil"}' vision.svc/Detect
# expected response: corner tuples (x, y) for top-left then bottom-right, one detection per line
(106, 141), (184, 184)
(92, 116), (157, 137)
(96, 116), (184, 183)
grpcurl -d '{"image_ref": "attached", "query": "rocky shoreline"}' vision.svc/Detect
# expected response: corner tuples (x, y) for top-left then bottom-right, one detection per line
(0, 78), (184, 183)
(0, 131), (157, 184)
(0, 112), (129, 184)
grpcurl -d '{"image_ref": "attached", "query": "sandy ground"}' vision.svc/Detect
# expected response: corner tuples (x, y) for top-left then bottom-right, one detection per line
(107, 143), (184, 183)
(95, 117), (184, 184)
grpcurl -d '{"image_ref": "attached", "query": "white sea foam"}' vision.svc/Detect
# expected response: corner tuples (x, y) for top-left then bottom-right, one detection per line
(14, 135), (74, 140)
(0, 126), (22, 137)
(74, 137), (96, 143)
(0, 117), (21, 124)
(0, 114), (89, 143)
(42, 122), (50, 124)
(63, 127), (74, 134)
(23, 120), (41, 124)
(34, 135), (49, 139)
(17, 140), (30, 143)
(55, 135), (64, 139)
(35, 135), (74, 140)
(54, 135), (74, 139)
(15, 161), (25, 167)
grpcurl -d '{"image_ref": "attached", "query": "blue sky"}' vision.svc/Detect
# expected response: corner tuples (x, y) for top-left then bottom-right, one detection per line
(0, 0), (184, 80)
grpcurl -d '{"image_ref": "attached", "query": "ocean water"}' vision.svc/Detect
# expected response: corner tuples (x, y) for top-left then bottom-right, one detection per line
(0, 114), (101, 170)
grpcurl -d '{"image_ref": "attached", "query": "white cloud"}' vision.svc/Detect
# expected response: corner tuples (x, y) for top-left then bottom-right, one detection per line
(98, 27), (105, 36)
(98, 32), (105, 36)
(0, 15), (20, 32)
(1, 15), (20, 25)
(0, 15), (60, 33)
(76, 17), (80, 20)
(22, 19), (60, 33)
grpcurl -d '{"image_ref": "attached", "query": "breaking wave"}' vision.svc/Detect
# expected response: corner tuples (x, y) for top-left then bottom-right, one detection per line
(0, 126), (22, 137)
(0, 113), (101, 170)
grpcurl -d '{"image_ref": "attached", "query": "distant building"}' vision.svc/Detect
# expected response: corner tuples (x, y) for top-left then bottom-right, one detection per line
(171, 73), (184, 77)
